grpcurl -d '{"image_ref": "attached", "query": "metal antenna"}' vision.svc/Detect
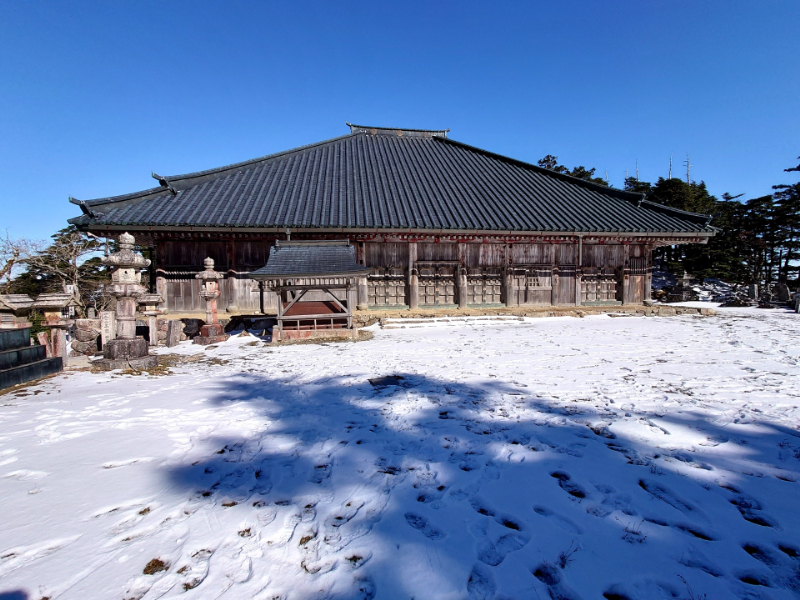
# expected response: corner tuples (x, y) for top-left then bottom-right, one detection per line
(684, 154), (693, 183)
(605, 169), (609, 185)
(636, 160), (639, 182)
(668, 153), (673, 179)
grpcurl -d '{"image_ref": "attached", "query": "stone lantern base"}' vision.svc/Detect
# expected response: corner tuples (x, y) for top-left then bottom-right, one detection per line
(193, 323), (230, 346)
(95, 338), (158, 371)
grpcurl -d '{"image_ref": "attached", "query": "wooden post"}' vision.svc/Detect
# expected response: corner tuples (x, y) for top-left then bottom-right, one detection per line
(457, 243), (467, 309)
(551, 267), (559, 306)
(357, 277), (368, 310)
(347, 281), (359, 313)
(226, 271), (238, 313)
(408, 242), (418, 310)
(622, 244), (630, 305)
(155, 275), (167, 313)
(575, 236), (583, 306)
(503, 242), (514, 307)
(645, 245), (653, 302)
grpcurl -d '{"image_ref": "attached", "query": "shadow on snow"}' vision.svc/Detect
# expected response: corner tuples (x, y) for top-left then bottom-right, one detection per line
(163, 367), (800, 600)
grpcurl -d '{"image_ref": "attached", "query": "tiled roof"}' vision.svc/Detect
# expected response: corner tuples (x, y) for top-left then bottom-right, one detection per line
(68, 126), (713, 234)
(249, 242), (370, 278)
(0, 295), (34, 311)
(33, 293), (79, 309)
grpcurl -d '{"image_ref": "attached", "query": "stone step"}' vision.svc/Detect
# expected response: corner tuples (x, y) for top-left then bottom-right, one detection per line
(0, 344), (47, 371)
(382, 316), (524, 329)
(0, 357), (63, 391)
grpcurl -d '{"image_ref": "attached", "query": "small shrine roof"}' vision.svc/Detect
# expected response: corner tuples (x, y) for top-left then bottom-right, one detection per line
(249, 241), (370, 280)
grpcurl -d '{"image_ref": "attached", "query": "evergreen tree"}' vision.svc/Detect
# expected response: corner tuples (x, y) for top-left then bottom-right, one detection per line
(11, 226), (108, 315)
(537, 155), (608, 186)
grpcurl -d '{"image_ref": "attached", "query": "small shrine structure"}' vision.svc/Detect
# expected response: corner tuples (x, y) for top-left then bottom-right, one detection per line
(31, 292), (80, 361)
(0, 294), (34, 329)
(193, 258), (230, 345)
(249, 241), (369, 342)
(97, 232), (158, 370)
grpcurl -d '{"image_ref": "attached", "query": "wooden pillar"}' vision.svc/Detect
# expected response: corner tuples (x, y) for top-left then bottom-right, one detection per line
(575, 236), (583, 306)
(645, 245), (653, 302)
(227, 271), (238, 313)
(622, 244), (630, 305)
(457, 243), (468, 309)
(551, 267), (559, 306)
(347, 280), (359, 312)
(408, 242), (418, 310)
(156, 274), (167, 312)
(357, 277), (368, 310)
(503, 242), (514, 307)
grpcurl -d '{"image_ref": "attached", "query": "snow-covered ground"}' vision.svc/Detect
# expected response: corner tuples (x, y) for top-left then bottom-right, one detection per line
(2, 308), (800, 600)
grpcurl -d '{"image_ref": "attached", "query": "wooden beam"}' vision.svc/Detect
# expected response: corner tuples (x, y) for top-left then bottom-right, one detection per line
(282, 288), (308, 314)
(321, 287), (348, 313)
(279, 313), (350, 321)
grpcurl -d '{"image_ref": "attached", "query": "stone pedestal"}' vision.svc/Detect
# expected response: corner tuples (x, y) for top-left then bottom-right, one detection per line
(194, 258), (230, 345)
(194, 323), (229, 345)
(96, 233), (158, 371)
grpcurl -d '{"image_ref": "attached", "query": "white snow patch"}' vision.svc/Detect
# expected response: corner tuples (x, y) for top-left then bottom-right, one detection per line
(1, 310), (800, 599)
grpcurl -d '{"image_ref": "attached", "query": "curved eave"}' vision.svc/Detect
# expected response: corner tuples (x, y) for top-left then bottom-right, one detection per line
(249, 268), (370, 280)
(70, 221), (715, 238)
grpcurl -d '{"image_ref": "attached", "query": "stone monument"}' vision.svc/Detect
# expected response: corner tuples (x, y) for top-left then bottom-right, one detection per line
(194, 258), (230, 345)
(96, 233), (158, 370)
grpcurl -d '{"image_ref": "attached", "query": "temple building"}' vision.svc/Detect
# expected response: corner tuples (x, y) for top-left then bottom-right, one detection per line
(68, 124), (714, 315)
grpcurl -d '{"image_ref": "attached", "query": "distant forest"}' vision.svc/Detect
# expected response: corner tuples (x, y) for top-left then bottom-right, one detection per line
(538, 155), (800, 287)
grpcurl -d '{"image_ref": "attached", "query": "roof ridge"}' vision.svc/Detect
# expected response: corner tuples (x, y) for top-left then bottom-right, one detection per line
(73, 133), (355, 206)
(70, 186), (169, 208)
(164, 133), (354, 183)
(639, 199), (713, 225)
(347, 123), (449, 138)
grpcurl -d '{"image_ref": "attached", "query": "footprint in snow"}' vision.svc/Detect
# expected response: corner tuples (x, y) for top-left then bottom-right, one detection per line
(404, 513), (446, 540)
(325, 495), (389, 552)
(0, 535), (81, 579)
(308, 463), (332, 484)
(467, 563), (496, 600)
(532, 506), (583, 535)
(532, 562), (584, 600)
(637, 478), (697, 516)
(467, 496), (531, 565)
(176, 548), (214, 591)
(265, 507), (302, 547)
(550, 471), (588, 499)
(727, 493), (779, 528)
(676, 545), (724, 577)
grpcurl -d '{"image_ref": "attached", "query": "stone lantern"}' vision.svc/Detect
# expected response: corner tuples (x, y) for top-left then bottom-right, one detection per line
(194, 257), (230, 345)
(97, 232), (158, 370)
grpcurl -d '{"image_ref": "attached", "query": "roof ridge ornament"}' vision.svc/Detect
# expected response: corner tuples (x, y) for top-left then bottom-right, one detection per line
(151, 172), (178, 196)
(69, 196), (97, 218)
(346, 122), (449, 139)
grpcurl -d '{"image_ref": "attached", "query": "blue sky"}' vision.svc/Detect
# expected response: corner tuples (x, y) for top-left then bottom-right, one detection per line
(1, 1), (798, 240)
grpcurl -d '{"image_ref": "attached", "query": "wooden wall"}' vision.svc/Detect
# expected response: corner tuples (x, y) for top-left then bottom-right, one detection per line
(154, 239), (651, 313)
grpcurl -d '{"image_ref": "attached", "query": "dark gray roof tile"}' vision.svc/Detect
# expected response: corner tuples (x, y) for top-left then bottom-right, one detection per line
(69, 129), (713, 234)
(250, 242), (370, 278)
